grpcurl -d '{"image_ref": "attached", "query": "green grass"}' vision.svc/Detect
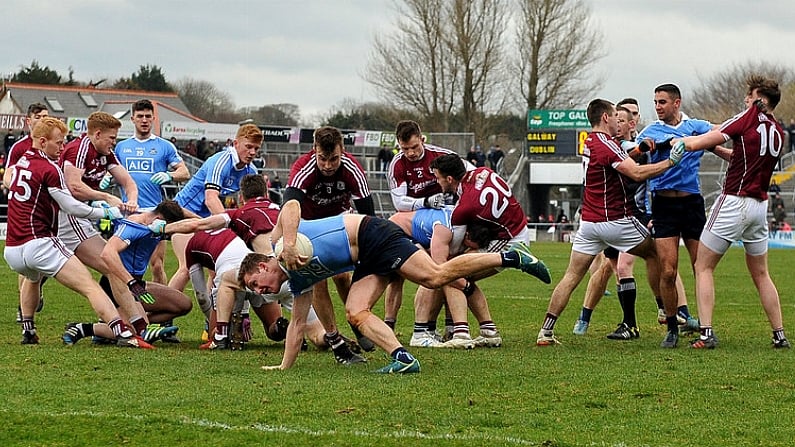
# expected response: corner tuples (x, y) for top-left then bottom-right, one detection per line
(1, 241), (794, 446)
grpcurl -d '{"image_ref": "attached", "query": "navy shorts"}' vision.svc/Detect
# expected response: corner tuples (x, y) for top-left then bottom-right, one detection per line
(352, 216), (420, 283)
(651, 194), (706, 240)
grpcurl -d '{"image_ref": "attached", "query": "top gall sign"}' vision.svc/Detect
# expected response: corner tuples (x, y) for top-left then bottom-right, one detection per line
(528, 109), (589, 129)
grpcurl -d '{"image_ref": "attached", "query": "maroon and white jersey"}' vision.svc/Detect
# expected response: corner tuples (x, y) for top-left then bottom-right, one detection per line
(719, 103), (783, 201)
(59, 136), (120, 190)
(6, 135), (33, 168)
(388, 143), (456, 210)
(184, 228), (239, 271)
(225, 196), (280, 246)
(581, 131), (633, 223)
(451, 167), (527, 240)
(5, 150), (68, 247)
(287, 150), (370, 220)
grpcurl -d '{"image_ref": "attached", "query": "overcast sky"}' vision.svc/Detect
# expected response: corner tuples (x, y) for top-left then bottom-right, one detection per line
(3, 0), (794, 125)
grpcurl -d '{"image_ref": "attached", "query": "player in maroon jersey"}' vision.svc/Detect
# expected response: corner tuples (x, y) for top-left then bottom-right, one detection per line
(283, 126), (376, 352)
(388, 120), (468, 212)
(535, 99), (684, 347)
(427, 153), (549, 348)
(2, 117), (149, 348)
(676, 76), (789, 349)
(2, 103), (49, 188)
(4, 103), (51, 321)
(57, 112), (158, 340)
(384, 120), (475, 332)
(163, 174), (281, 339)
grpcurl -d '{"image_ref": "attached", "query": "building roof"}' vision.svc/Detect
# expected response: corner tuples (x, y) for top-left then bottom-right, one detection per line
(0, 82), (204, 127)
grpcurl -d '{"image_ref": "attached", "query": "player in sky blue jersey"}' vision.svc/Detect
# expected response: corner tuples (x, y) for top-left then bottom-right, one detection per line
(635, 84), (730, 348)
(114, 100), (189, 209)
(112, 100), (191, 285)
(173, 125), (260, 218)
(62, 201), (192, 346)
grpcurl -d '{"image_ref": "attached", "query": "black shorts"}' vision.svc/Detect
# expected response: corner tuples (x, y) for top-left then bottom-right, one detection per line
(651, 194), (706, 240)
(352, 216), (420, 283)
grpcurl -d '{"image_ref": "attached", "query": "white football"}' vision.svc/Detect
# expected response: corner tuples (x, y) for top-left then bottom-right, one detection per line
(274, 232), (314, 260)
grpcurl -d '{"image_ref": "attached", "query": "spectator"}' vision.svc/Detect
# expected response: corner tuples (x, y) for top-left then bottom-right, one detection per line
(377, 145), (394, 172)
(65, 130), (76, 143)
(252, 151), (266, 171)
(169, 136), (179, 149)
(770, 192), (785, 212)
(780, 220), (792, 232)
(184, 139), (197, 157)
(769, 179), (781, 193)
(774, 203), (787, 224)
(488, 144), (505, 174)
(269, 173), (282, 205)
(466, 146), (478, 165)
(3, 129), (15, 154)
(788, 118), (795, 153)
(196, 137), (208, 160)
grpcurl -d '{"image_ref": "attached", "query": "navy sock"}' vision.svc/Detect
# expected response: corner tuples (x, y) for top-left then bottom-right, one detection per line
(542, 313), (558, 331)
(677, 305), (691, 319)
(501, 251), (518, 267)
(579, 307), (593, 323)
(391, 347), (416, 363)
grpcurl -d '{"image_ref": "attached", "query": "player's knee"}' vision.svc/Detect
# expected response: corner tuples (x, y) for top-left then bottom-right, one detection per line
(347, 309), (372, 329)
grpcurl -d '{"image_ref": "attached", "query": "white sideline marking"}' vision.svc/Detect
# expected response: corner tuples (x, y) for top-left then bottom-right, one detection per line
(3, 409), (537, 445)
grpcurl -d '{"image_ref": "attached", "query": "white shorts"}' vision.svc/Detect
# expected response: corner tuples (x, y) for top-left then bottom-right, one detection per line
(702, 194), (768, 255)
(477, 226), (529, 254)
(213, 236), (250, 289)
(58, 211), (100, 251)
(3, 237), (73, 281)
(572, 218), (650, 256)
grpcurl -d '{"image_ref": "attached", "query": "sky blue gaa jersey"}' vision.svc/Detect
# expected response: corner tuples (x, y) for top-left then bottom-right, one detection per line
(636, 113), (713, 194)
(284, 214), (355, 296)
(115, 135), (183, 209)
(113, 219), (164, 277)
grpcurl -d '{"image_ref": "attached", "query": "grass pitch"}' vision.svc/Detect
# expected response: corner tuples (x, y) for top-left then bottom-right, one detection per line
(1, 241), (794, 446)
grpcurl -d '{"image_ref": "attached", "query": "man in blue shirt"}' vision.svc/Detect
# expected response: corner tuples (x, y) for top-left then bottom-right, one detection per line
(113, 99), (190, 285)
(636, 83), (727, 348)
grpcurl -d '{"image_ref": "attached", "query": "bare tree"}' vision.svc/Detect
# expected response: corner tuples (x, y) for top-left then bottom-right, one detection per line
(364, 0), (457, 131)
(174, 77), (237, 122)
(513, 0), (605, 111)
(690, 61), (795, 124)
(446, 0), (509, 136)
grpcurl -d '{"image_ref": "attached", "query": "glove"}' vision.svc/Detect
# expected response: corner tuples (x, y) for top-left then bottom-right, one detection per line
(242, 314), (252, 342)
(423, 193), (445, 209)
(637, 138), (656, 153)
(103, 206), (123, 220)
(150, 172), (172, 186)
(127, 278), (155, 304)
(669, 141), (686, 166)
(90, 200), (110, 208)
(655, 137), (674, 152)
(99, 174), (113, 190)
(148, 218), (166, 235)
